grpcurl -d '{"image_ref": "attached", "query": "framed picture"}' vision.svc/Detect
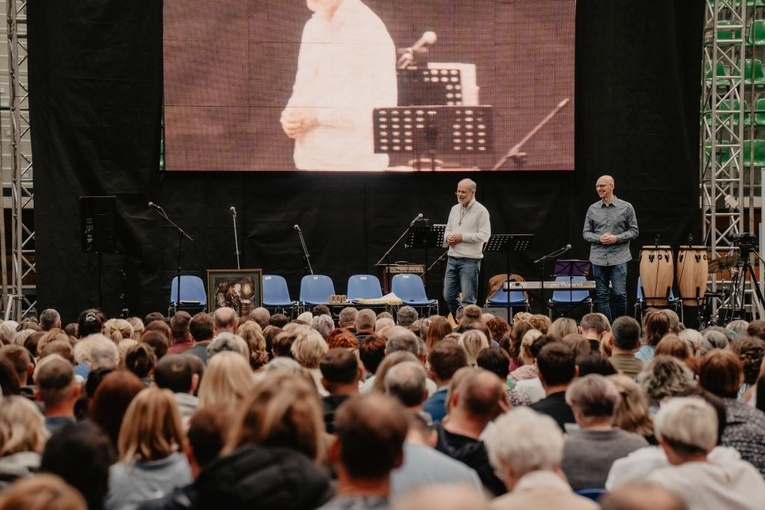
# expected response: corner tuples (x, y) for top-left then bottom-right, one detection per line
(207, 269), (263, 315)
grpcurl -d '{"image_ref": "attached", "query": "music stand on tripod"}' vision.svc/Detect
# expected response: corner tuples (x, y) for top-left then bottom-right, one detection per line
(406, 224), (446, 292)
(484, 234), (534, 318)
(373, 106), (493, 171)
(550, 259), (592, 318)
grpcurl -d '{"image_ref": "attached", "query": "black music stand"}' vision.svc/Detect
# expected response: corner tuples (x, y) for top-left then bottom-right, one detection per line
(373, 106), (493, 171)
(484, 234), (534, 317)
(406, 224), (446, 290)
(550, 259), (592, 317)
(398, 66), (464, 106)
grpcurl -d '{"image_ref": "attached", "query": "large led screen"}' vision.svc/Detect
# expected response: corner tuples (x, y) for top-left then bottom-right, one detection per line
(163, 0), (575, 171)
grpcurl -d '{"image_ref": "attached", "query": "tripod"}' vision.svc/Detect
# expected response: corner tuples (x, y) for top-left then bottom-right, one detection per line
(716, 242), (765, 324)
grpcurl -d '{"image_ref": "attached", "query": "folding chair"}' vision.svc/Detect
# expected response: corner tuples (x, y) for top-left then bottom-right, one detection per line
(168, 275), (207, 315)
(347, 274), (384, 302)
(299, 274), (336, 310)
(391, 273), (438, 316)
(262, 274), (300, 317)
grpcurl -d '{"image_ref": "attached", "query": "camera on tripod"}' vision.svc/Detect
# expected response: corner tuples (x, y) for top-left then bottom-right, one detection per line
(732, 232), (758, 252)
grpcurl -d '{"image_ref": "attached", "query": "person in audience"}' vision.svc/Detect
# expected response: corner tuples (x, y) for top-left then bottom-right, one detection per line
(579, 313), (610, 351)
(646, 396), (765, 509)
(39, 309), (62, 332)
(235, 321), (269, 371)
(731, 335), (765, 402)
(41, 421), (114, 510)
(0, 396), (48, 490)
(194, 373), (333, 510)
(562, 333), (591, 358)
(126, 317), (145, 341)
(197, 351), (255, 410)
(371, 351), (421, 394)
(636, 309), (670, 362)
(154, 354), (199, 423)
(386, 327), (424, 358)
(576, 351), (618, 377)
(358, 335), (387, 391)
(124, 343), (157, 387)
(338, 307), (357, 333)
(699, 326), (730, 355)
(320, 393), (408, 510)
(655, 334), (695, 372)
(103, 319), (135, 345)
(423, 340), (469, 421)
(320, 348), (362, 433)
(166, 312), (193, 355)
(384, 361), (428, 412)
(247, 307), (271, 331)
(354, 309), (377, 344)
(561, 374), (649, 489)
(637, 355), (697, 411)
(78, 309), (106, 339)
(485, 316), (510, 347)
(549, 317), (577, 339)
(73, 334), (120, 380)
(212, 307), (237, 338)
(311, 314), (335, 340)
(89, 369), (145, 451)
(40, 340), (75, 365)
(513, 334), (560, 404)
(600, 483), (687, 510)
(106, 388), (192, 510)
(268, 313), (289, 329)
(143, 312), (165, 326)
(390, 410), (482, 497)
(394, 484), (490, 510)
(375, 316), (395, 335)
(660, 309), (682, 334)
(184, 313), (215, 363)
(425, 316), (453, 352)
(0, 344), (34, 397)
(609, 374), (655, 444)
(396, 306), (418, 328)
(205, 333), (249, 361)
(326, 328), (359, 352)
(530, 342), (577, 431)
(0, 473), (87, 510)
(140, 329), (169, 362)
(291, 327), (330, 396)
(508, 329), (542, 382)
(747, 319), (765, 339)
(459, 329), (489, 366)
(476, 346), (511, 386)
(434, 369), (508, 496)
(698, 348), (765, 475)
(678, 328), (702, 356)
(486, 407), (599, 510)
(608, 316), (644, 378)
(34, 355), (79, 432)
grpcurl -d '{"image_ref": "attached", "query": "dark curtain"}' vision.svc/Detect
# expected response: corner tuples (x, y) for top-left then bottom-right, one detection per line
(28, 0), (705, 321)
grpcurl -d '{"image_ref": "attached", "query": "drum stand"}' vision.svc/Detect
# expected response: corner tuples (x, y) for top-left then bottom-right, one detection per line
(714, 243), (765, 324)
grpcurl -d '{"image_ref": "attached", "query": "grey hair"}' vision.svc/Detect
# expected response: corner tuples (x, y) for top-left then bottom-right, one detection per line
(637, 355), (696, 405)
(386, 326), (420, 356)
(207, 334), (250, 360)
(384, 361), (427, 407)
(654, 397), (718, 453)
(311, 314), (335, 340)
(485, 407), (563, 476)
(699, 327), (730, 354)
(396, 306), (419, 327)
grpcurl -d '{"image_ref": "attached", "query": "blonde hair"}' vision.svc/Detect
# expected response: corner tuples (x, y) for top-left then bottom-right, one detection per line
(117, 339), (138, 368)
(197, 351), (256, 409)
(291, 328), (329, 369)
(0, 396), (49, 456)
(0, 473), (87, 510)
(608, 374), (654, 437)
(117, 387), (185, 463)
(519, 329), (543, 365)
(37, 329), (72, 357)
(103, 319), (134, 344)
(127, 317), (145, 341)
(549, 317), (577, 339)
(236, 321), (269, 370)
(225, 372), (324, 462)
(459, 330), (489, 366)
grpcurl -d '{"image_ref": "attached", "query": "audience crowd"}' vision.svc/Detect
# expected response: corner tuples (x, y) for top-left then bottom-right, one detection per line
(0, 304), (764, 509)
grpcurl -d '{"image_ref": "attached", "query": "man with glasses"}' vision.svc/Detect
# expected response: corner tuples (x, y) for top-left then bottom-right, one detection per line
(443, 178), (491, 318)
(583, 175), (639, 321)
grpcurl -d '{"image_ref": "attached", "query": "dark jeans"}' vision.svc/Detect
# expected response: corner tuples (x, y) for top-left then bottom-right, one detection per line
(592, 263), (627, 321)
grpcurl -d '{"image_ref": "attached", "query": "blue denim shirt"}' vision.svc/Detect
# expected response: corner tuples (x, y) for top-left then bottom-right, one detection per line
(583, 197), (639, 266)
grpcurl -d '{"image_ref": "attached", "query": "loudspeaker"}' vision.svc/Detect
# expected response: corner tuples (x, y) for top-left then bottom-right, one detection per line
(80, 196), (117, 253)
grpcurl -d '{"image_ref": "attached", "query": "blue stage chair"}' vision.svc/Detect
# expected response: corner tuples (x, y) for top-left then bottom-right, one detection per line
(347, 274), (384, 302)
(168, 275), (207, 315)
(262, 274), (299, 317)
(299, 274), (336, 309)
(391, 273), (438, 316)
(548, 275), (593, 319)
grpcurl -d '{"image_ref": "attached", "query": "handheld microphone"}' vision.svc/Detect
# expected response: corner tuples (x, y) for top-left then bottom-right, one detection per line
(562, 244), (572, 253)
(411, 31), (437, 51)
(409, 213), (424, 227)
(294, 224), (301, 232)
(148, 201), (161, 210)
(230, 206), (236, 216)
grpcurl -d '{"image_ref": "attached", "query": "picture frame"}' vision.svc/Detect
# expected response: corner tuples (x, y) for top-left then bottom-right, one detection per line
(207, 269), (263, 315)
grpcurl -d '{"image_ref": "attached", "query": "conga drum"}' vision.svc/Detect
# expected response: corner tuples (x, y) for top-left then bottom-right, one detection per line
(676, 246), (709, 306)
(639, 246), (674, 306)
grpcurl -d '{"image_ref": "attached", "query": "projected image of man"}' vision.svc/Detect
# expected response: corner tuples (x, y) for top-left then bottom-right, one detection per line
(443, 179), (491, 317)
(281, 0), (397, 171)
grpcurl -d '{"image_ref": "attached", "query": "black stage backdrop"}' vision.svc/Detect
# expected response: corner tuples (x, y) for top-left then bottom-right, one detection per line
(28, 0), (705, 321)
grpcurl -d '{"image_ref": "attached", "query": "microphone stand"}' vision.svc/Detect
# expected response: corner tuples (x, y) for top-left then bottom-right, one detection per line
(151, 206), (193, 313)
(534, 245), (569, 315)
(232, 211), (241, 270)
(119, 270), (130, 318)
(296, 228), (314, 275)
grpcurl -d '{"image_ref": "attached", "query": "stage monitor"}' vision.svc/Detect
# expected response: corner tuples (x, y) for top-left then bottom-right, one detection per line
(163, 0), (575, 172)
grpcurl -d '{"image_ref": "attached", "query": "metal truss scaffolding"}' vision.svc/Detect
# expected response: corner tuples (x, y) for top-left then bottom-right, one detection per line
(701, 0), (747, 255)
(5, 0), (35, 320)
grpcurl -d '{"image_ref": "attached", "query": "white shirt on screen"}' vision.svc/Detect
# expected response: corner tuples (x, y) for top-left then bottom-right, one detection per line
(284, 0), (398, 171)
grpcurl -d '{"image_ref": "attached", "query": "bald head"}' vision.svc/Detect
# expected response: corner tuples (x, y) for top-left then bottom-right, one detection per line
(214, 307), (237, 333)
(454, 369), (507, 422)
(596, 175), (615, 202)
